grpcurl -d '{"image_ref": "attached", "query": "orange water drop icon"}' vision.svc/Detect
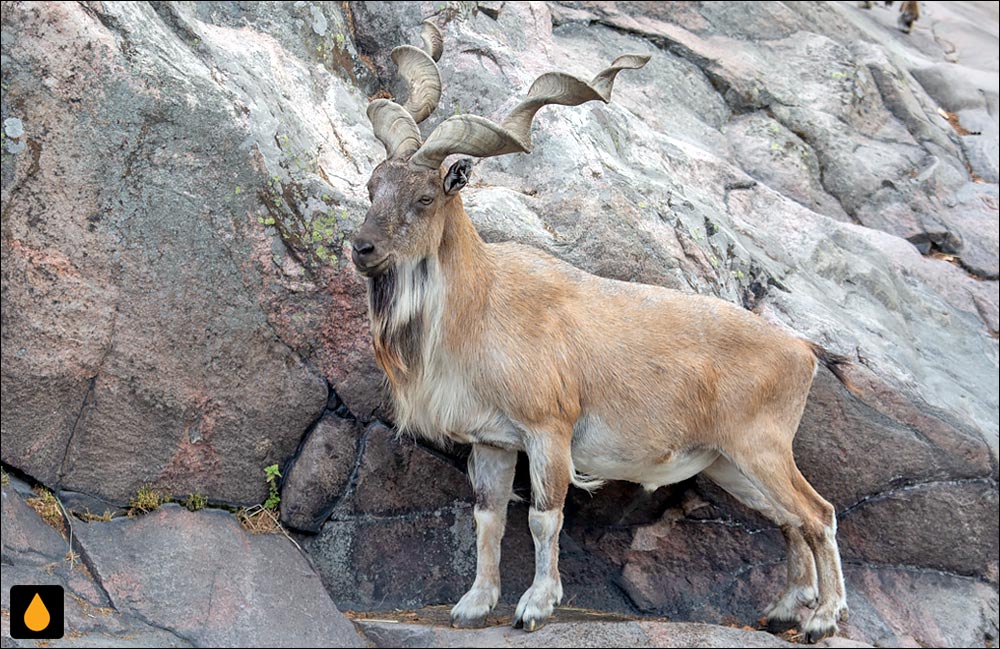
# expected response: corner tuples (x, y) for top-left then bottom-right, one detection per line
(24, 592), (51, 632)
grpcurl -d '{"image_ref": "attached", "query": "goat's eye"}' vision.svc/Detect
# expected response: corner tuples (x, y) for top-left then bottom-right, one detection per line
(418, 195), (434, 206)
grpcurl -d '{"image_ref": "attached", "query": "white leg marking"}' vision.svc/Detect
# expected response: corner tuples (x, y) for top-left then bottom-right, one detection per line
(513, 508), (563, 632)
(451, 509), (502, 626)
(452, 445), (516, 628)
(803, 522), (849, 642)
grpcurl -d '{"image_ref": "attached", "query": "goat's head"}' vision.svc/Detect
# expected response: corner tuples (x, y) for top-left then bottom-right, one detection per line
(352, 157), (469, 277)
(352, 20), (649, 276)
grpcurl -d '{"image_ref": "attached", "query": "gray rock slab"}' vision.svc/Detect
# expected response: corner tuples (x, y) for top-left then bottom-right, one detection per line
(73, 505), (363, 648)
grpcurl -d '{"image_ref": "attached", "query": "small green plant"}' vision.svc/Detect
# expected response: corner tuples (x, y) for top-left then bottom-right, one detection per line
(238, 465), (284, 534)
(1, 467), (9, 486)
(263, 464), (281, 510)
(185, 493), (208, 511)
(129, 484), (165, 515)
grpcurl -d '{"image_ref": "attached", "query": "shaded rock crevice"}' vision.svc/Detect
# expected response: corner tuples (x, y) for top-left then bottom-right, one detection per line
(841, 559), (997, 585)
(838, 475), (998, 518)
(278, 403), (373, 533)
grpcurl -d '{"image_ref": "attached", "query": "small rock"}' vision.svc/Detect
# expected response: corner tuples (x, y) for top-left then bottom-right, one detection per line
(279, 411), (361, 532)
(4, 116), (24, 138)
(310, 5), (328, 36)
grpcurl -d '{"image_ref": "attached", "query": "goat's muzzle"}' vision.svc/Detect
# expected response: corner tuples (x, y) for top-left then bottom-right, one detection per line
(351, 238), (389, 277)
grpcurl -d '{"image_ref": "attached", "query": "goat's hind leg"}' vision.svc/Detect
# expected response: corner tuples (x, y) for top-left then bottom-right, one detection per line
(723, 449), (847, 643)
(788, 466), (848, 642)
(451, 444), (517, 628)
(702, 457), (818, 630)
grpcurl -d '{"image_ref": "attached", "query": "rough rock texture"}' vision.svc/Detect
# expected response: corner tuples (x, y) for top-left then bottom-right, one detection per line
(306, 422), (480, 610)
(0, 0), (333, 506)
(2, 482), (182, 647)
(73, 504), (363, 647)
(2, 1), (998, 648)
(1, 483), (363, 647)
(355, 619), (871, 648)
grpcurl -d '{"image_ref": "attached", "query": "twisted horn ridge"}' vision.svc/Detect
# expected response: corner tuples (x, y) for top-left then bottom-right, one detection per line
(420, 19), (444, 62)
(367, 21), (445, 160)
(409, 54), (650, 170)
(391, 45), (442, 124)
(367, 99), (422, 160)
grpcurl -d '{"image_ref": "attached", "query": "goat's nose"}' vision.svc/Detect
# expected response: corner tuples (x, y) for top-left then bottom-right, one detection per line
(352, 238), (376, 258)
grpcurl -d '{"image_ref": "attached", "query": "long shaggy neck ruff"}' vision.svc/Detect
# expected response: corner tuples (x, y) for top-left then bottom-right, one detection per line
(367, 257), (443, 390)
(365, 200), (497, 440)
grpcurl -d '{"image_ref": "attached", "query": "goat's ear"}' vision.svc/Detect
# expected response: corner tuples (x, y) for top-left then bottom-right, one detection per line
(443, 158), (473, 195)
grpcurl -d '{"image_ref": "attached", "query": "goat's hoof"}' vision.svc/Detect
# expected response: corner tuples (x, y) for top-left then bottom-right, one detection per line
(764, 585), (817, 628)
(450, 587), (498, 628)
(802, 608), (841, 644)
(804, 625), (838, 644)
(513, 609), (550, 632)
(512, 583), (560, 633)
(521, 617), (544, 633)
(514, 615), (547, 633)
(450, 613), (487, 629)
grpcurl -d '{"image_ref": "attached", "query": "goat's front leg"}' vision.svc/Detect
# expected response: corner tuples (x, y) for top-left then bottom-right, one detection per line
(513, 429), (571, 632)
(451, 444), (517, 628)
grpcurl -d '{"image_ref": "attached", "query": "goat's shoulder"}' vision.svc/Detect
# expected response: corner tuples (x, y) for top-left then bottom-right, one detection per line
(486, 241), (586, 279)
(482, 241), (588, 307)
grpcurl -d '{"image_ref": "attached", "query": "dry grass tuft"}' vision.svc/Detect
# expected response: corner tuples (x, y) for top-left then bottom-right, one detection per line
(237, 504), (283, 535)
(77, 508), (115, 522)
(938, 107), (974, 136)
(27, 487), (67, 538)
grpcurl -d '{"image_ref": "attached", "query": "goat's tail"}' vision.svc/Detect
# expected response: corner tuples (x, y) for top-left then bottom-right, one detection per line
(806, 341), (861, 396)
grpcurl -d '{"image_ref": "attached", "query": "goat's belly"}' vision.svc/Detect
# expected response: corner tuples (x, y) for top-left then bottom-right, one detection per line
(572, 415), (718, 491)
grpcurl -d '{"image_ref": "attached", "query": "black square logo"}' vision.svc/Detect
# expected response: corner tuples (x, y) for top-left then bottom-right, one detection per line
(9, 585), (64, 639)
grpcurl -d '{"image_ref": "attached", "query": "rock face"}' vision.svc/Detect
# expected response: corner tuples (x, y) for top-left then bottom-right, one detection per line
(2, 2), (997, 648)
(306, 422), (481, 610)
(1, 482), (363, 647)
(0, 1), (334, 506)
